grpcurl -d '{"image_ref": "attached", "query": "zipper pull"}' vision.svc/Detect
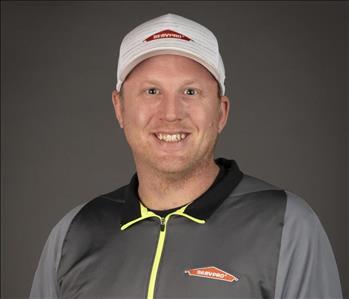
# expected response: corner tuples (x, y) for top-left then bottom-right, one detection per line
(160, 217), (165, 231)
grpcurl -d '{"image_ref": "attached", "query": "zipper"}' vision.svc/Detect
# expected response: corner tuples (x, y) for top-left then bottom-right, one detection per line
(147, 216), (167, 299)
(160, 217), (165, 231)
(139, 204), (204, 299)
(121, 202), (205, 298)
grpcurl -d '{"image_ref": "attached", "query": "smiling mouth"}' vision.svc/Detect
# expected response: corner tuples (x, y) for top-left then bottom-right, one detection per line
(154, 133), (189, 143)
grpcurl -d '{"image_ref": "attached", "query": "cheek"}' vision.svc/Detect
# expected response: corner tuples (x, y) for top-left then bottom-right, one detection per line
(190, 105), (220, 131)
(122, 108), (149, 149)
(123, 103), (153, 133)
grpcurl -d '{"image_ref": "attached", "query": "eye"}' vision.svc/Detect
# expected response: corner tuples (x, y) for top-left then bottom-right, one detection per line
(184, 88), (198, 96)
(145, 88), (160, 95)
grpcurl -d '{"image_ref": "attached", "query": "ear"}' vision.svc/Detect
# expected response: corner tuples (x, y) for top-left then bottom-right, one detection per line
(112, 90), (124, 128)
(217, 95), (230, 133)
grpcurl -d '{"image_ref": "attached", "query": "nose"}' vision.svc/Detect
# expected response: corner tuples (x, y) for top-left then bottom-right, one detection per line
(159, 94), (185, 122)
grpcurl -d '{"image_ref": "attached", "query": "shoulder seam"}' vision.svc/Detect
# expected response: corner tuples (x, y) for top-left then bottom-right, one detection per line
(55, 202), (88, 279)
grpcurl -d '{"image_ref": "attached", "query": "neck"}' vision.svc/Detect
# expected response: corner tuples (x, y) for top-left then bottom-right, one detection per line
(137, 159), (220, 211)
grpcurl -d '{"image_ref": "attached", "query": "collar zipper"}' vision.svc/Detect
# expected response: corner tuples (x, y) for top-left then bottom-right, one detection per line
(147, 216), (168, 299)
(160, 217), (165, 231)
(143, 206), (204, 299)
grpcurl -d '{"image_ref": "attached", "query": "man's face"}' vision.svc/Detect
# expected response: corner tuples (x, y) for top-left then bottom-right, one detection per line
(112, 54), (229, 177)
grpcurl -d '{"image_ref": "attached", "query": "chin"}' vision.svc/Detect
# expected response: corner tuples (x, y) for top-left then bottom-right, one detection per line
(150, 156), (192, 176)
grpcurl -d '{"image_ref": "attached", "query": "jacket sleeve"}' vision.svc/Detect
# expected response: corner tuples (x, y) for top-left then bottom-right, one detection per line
(29, 205), (84, 299)
(274, 191), (343, 299)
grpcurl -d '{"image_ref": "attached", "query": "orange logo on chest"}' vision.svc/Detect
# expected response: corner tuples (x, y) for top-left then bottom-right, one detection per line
(184, 266), (239, 283)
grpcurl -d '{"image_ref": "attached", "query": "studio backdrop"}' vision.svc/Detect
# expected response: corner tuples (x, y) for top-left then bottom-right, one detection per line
(1, 1), (348, 298)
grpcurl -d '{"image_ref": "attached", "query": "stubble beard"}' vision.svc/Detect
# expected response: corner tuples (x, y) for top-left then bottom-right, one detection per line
(133, 133), (219, 184)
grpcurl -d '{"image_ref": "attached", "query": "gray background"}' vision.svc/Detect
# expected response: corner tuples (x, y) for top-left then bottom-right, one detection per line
(1, 1), (348, 298)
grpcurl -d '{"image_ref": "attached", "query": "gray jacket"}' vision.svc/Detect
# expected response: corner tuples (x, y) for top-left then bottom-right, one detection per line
(30, 158), (343, 298)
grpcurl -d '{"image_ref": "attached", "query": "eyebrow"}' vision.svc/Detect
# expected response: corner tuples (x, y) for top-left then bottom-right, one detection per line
(180, 80), (200, 86)
(141, 79), (201, 86)
(141, 79), (163, 86)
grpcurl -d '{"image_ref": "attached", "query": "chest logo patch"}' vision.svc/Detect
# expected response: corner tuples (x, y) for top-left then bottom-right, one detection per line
(184, 266), (239, 283)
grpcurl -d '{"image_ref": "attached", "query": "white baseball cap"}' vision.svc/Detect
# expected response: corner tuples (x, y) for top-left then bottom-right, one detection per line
(116, 13), (226, 95)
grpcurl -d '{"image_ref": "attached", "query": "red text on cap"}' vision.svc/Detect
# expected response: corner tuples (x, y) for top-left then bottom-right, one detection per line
(144, 29), (191, 42)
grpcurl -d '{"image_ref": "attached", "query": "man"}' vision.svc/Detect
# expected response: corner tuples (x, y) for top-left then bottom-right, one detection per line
(30, 13), (342, 299)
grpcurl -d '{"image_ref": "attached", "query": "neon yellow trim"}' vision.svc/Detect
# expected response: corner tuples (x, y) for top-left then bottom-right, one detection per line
(147, 215), (165, 299)
(140, 202), (149, 217)
(178, 213), (206, 224)
(121, 202), (205, 230)
(121, 202), (155, 231)
(177, 204), (206, 224)
(120, 216), (146, 231)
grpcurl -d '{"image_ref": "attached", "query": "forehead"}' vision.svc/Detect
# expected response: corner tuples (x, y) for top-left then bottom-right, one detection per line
(125, 54), (217, 83)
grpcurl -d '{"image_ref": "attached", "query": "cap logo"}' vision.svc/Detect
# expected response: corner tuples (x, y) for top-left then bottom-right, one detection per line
(144, 29), (191, 42)
(184, 266), (239, 283)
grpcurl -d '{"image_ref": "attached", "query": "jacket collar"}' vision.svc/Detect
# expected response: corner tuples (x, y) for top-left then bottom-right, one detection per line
(120, 158), (243, 228)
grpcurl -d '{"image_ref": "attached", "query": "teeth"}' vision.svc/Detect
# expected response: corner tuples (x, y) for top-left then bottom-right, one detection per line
(155, 133), (188, 142)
